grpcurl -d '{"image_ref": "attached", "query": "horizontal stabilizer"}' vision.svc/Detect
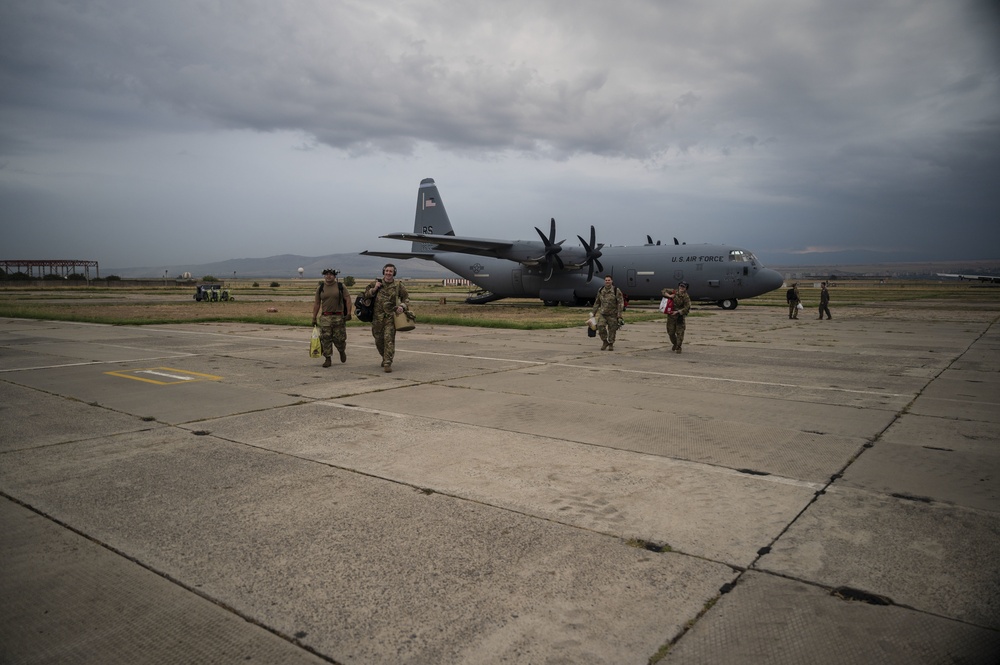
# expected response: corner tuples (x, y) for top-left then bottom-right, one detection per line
(383, 233), (513, 256)
(359, 250), (437, 261)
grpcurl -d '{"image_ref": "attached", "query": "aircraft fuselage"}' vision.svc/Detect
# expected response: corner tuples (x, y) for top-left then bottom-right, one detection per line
(432, 243), (783, 306)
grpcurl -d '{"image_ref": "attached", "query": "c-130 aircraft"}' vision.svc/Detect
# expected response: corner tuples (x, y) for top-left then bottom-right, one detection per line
(362, 178), (784, 308)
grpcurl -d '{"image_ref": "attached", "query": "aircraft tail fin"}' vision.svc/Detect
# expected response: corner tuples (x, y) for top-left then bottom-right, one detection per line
(413, 178), (455, 253)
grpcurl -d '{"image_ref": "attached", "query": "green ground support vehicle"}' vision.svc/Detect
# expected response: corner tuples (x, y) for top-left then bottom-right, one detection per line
(193, 285), (234, 302)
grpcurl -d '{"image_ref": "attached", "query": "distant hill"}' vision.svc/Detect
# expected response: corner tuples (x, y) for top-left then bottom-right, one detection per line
(764, 252), (1000, 279)
(105, 253), (458, 280)
(759, 249), (1000, 268)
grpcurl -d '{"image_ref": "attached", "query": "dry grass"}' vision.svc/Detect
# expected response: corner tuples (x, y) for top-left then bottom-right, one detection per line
(0, 282), (660, 328)
(2, 278), (999, 327)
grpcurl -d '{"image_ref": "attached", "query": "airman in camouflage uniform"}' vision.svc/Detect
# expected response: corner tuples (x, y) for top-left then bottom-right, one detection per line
(665, 281), (691, 353)
(786, 283), (801, 319)
(311, 269), (352, 367)
(818, 281), (832, 320)
(591, 275), (625, 351)
(364, 263), (410, 373)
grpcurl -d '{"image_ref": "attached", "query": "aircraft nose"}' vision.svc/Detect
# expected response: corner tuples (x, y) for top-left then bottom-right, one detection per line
(758, 268), (784, 293)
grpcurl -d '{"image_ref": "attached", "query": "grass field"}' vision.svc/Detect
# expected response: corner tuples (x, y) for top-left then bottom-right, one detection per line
(1, 278), (998, 328)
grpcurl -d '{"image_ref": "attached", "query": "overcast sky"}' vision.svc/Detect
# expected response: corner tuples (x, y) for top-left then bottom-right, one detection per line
(2, 0), (999, 270)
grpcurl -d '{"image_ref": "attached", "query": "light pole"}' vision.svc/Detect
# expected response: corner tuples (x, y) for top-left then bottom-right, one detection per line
(164, 269), (168, 286)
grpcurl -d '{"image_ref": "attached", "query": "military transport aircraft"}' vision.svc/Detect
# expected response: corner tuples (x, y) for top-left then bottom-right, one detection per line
(362, 178), (785, 308)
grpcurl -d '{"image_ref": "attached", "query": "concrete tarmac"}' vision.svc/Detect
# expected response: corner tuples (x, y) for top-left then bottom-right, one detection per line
(1, 302), (998, 664)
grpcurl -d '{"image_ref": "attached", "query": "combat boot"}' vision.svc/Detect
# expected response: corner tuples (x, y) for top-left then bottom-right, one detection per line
(339, 348), (347, 363)
(601, 341), (609, 350)
(322, 356), (332, 367)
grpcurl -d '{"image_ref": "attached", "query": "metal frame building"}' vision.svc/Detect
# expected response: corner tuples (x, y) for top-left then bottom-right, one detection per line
(1, 260), (100, 279)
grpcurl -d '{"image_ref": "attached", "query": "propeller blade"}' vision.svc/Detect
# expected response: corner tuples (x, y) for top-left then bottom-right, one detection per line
(578, 235), (595, 282)
(534, 219), (564, 279)
(577, 225), (604, 283)
(535, 223), (564, 251)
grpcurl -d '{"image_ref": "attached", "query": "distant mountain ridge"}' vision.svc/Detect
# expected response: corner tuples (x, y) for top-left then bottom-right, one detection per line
(765, 250), (1000, 278)
(763, 249), (1000, 268)
(105, 253), (457, 280)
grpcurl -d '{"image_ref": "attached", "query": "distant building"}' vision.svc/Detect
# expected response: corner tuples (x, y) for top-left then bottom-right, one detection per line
(1, 259), (99, 279)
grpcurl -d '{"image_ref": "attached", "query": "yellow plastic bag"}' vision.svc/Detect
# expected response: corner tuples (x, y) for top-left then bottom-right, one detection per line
(309, 325), (322, 358)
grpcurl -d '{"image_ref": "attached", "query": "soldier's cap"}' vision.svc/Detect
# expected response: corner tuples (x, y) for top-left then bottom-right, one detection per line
(322, 268), (339, 276)
(678, 281), (689, 288)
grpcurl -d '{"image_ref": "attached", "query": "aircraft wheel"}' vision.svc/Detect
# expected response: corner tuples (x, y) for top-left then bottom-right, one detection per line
(718, 299), (738, 310)
(543, 300), (559, 307)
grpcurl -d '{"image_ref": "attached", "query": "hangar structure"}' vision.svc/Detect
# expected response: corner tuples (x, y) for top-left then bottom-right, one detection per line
(1, 259), (100, 279)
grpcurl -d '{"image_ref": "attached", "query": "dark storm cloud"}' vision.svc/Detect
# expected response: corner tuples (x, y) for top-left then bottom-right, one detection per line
(4, 0), (997, 160)
(1, 0), (998, 265)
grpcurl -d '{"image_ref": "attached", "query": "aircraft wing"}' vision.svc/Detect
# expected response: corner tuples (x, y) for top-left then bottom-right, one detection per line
(382, 233), (514, 258)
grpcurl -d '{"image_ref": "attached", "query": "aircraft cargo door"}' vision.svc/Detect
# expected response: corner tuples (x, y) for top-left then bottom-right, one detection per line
(511, 269), (524, 295)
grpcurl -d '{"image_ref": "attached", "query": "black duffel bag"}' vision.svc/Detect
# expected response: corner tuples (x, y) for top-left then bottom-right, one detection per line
(354, 294), (374, 323)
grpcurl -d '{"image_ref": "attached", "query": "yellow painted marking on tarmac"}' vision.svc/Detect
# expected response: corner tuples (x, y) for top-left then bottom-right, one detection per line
(104, 367), (223, 385)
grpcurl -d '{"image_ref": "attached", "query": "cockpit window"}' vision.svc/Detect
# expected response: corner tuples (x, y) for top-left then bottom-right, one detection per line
(728, 250), (759, 263)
